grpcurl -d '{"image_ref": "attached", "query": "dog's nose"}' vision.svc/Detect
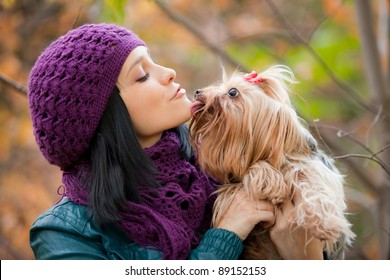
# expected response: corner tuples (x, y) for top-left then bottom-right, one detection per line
(194, 89), (203, 97)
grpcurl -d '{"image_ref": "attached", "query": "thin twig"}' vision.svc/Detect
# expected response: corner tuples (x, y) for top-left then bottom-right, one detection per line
(264, 0), (384, 119)
(154, 0), (248, 72)
(315, 124), (390, 171)
(0, 72), (27, 96)
(334, 153), (390, 175)
(293, 92), (335, 156)
(319, 131), (377, 192)
(365, 105), (383, 146)
(372, 144), (390, 158)
(306, 0), (344, 42)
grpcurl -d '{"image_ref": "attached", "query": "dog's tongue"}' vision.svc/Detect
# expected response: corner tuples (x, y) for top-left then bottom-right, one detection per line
(191, 101), (204, 116)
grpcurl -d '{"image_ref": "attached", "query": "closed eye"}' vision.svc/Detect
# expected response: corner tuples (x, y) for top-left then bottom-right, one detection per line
(136, 73), (150, 83)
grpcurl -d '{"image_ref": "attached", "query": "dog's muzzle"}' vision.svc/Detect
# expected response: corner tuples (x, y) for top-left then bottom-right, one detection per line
(194, 89), (203, 99)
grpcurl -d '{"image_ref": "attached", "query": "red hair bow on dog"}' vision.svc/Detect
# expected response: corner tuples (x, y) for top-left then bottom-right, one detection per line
(243, 71), (263, 84)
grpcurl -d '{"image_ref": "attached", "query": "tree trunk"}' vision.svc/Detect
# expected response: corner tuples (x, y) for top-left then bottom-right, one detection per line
(355, 0), (390, 259)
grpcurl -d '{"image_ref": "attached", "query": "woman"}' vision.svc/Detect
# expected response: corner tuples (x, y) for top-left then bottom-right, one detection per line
(28, 23), (324, 260)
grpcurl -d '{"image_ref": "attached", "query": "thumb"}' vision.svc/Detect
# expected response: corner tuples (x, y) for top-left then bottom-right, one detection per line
(259, 210), (275, 229)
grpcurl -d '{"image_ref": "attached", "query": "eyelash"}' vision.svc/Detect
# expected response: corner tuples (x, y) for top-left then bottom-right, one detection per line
(136, 73), (149, 83)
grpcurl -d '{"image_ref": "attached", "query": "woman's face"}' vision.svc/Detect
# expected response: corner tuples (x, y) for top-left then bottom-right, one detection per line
(117, 46), (193, 147)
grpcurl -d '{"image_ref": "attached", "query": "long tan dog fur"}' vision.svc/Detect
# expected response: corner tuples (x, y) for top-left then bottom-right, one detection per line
(189, 65), (355, 259)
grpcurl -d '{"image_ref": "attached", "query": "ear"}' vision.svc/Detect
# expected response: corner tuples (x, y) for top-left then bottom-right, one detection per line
(241, 161), (290, 205)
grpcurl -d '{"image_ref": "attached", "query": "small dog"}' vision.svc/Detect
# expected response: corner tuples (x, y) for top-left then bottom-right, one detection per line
(189, 65), (355, 259)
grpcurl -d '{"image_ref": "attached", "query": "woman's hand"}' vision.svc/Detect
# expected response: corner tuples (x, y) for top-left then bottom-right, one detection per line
(215, 191), (275, 240)
(269, 196), (325, 260)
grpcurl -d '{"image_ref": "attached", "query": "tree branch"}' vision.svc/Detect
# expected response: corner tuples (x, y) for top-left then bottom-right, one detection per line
(313, 125), (378, 192)
(0, 72), (27, 96)
(305, 0), (343, 42)
(377, 0), (389, 90)
(334, 153), (390, 175)
(315, 123), (390, 173)
(356, 0), (390, 259)
(372, 144), (390, 158)
(154, 0), (248, 72)
(265, 0), (385, 119)
(355, 0), (387, 106)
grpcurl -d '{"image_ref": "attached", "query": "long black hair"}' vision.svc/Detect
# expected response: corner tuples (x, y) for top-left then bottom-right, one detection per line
(88, 86), (192, 224)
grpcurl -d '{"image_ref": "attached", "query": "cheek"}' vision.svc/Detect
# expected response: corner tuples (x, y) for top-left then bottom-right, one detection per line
(120, 92), (147, 124)
(121, 85), (158, 112)
(120, 92), (164, 133)
(121, 89), (192, 134)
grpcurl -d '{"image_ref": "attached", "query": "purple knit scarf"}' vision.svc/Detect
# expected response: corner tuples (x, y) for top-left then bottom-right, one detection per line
(62, 131), (216, 259)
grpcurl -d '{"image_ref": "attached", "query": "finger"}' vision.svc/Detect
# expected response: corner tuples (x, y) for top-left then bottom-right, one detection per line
(258, 210), (275, 229)
(256, 200), (275, 213)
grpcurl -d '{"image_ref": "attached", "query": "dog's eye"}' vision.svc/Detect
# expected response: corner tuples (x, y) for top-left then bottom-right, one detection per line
(227, 88), (239, 98)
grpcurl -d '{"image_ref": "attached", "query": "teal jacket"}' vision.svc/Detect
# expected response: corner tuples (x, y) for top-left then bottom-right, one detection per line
(30, 198), (243, 260)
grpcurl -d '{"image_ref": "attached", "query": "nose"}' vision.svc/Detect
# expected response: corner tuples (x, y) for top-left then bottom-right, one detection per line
(161, 67), (176, 85)
(194, 89), (203, 97)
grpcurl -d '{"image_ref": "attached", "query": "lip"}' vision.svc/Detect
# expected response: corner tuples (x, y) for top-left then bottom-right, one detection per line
(171, 85), (186, 100)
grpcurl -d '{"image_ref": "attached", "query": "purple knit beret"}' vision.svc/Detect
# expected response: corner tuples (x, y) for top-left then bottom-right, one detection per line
(28, 23), (145, 169)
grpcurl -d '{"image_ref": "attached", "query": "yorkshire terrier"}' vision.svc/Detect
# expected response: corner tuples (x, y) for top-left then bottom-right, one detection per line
(189, 65), (355, 259)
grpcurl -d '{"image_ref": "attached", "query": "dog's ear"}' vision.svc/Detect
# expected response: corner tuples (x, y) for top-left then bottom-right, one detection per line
(245, 65), (296, 105)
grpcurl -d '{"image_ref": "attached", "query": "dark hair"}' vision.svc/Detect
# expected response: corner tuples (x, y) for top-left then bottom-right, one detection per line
(89, 86), (192, 224)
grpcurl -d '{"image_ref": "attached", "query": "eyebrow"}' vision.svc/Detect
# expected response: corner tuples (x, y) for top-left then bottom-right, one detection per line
(126, 56), (144, 78)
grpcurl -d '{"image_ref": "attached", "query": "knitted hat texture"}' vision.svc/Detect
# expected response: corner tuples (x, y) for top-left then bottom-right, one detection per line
(28, 23), (145, 169)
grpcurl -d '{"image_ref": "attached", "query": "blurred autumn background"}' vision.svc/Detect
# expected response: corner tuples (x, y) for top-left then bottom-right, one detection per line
(0, 0), (389, 260)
